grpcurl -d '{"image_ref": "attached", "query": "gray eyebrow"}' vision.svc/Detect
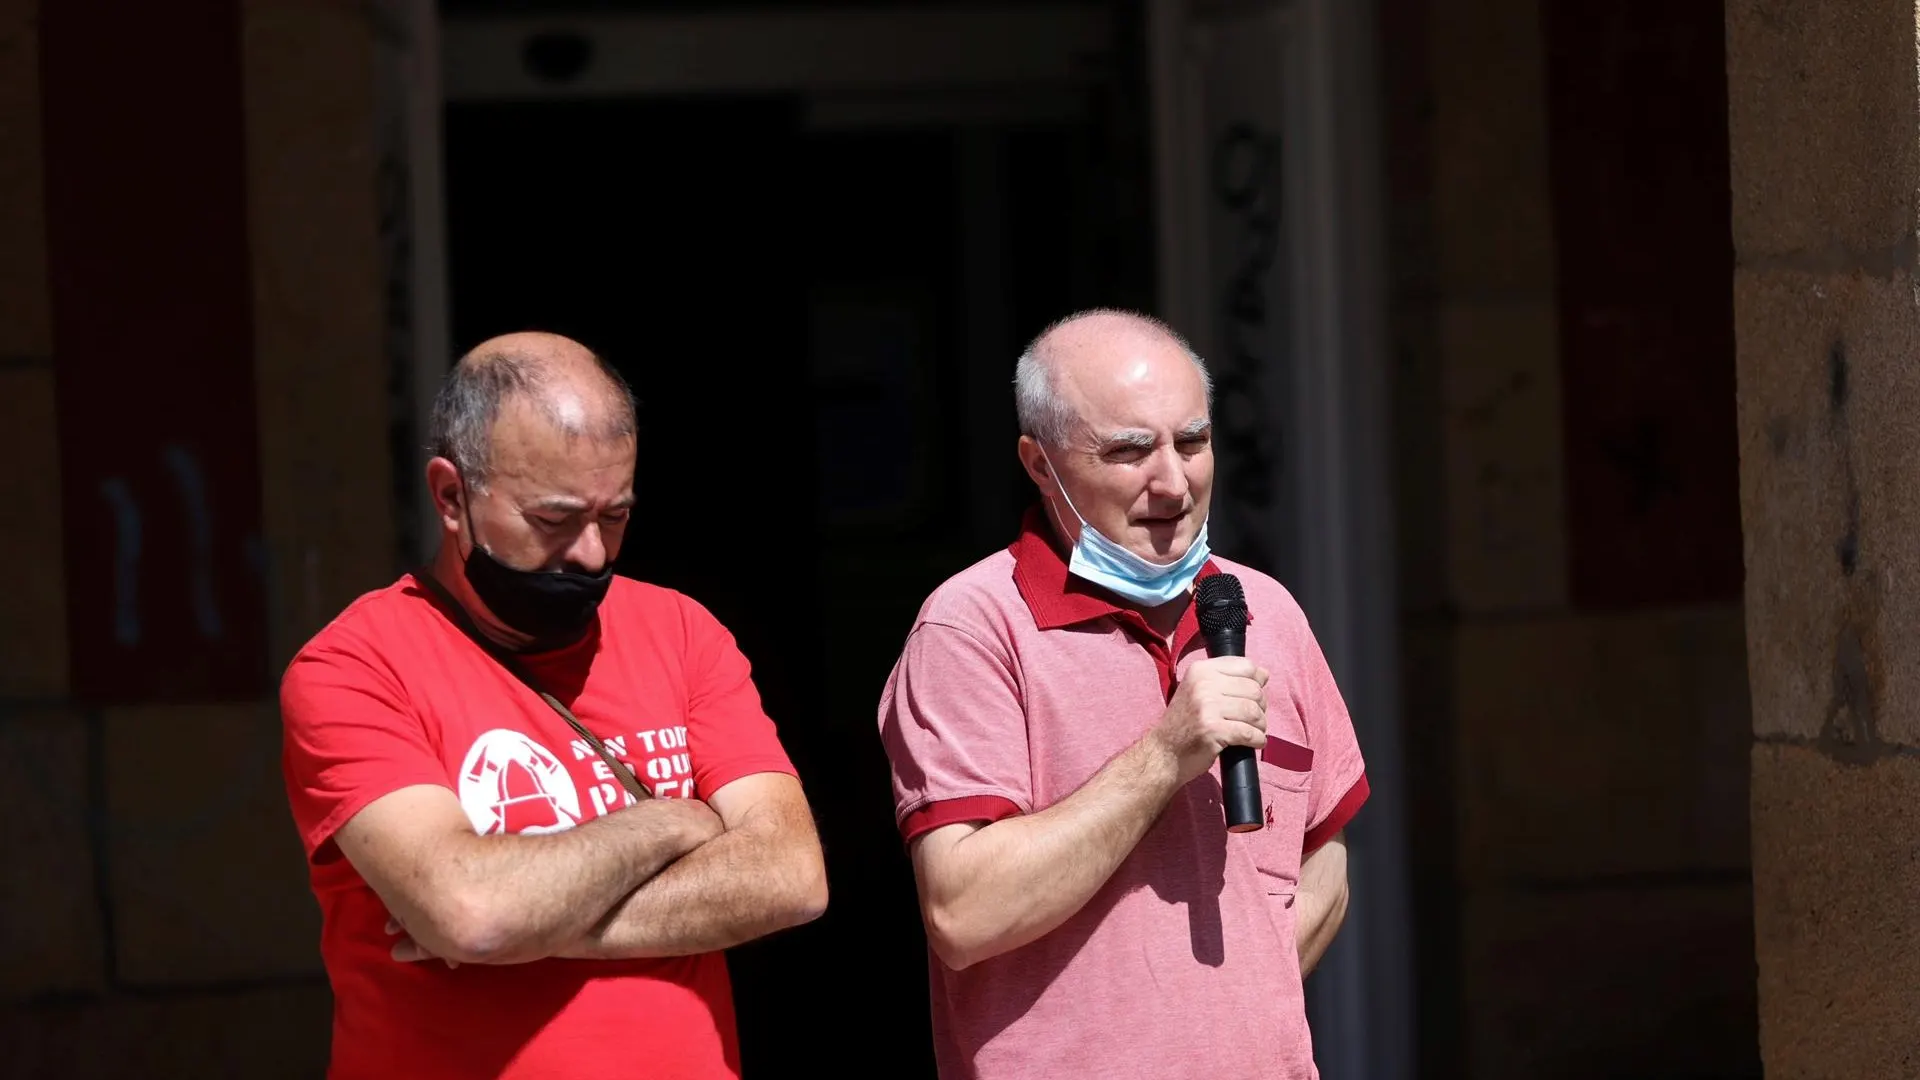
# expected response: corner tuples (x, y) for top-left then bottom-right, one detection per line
(527, 493), (635, 514)
(1095, 420), (1212, 451)
(1098, 429), (1158, 451)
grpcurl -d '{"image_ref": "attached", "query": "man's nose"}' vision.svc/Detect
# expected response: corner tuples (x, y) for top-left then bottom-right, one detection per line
(1144, 446), (1190, 500)
(565, 521), (608, 572)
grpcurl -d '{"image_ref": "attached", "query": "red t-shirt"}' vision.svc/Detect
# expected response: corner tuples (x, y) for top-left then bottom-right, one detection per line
(281, 572), (798, 1080)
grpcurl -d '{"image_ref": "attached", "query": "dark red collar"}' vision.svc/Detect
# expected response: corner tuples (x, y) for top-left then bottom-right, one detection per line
(1008, 505), (1223, 633)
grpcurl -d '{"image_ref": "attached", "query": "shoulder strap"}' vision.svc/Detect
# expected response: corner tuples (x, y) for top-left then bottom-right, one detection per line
(414, 569), (651, 803)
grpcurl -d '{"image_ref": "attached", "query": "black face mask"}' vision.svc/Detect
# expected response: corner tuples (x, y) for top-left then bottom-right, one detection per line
(461, 488), (613, 649)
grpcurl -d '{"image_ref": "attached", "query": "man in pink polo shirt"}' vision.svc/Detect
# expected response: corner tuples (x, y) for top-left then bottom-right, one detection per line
(877, 309), (1367, 1078)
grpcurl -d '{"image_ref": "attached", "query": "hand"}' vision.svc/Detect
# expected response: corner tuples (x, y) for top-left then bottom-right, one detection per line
(1150, 655), (1270, 786)
(387, 915), (458, 967)
(650, 796), (725, 850)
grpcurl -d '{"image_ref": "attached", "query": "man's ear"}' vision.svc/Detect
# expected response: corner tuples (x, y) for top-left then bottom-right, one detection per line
(426, 457), (465, 531)
(1016, 435), (1057, 497)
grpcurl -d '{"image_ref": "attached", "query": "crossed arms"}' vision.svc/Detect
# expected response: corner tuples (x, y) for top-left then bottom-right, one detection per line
(336, 771), (827, 966)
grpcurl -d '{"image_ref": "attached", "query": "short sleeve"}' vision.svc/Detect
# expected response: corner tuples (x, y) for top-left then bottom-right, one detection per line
(878, 622), (1032, 842)
(678, 595), (797, 799)
(1290, 621), (1369, 853)
(280, 637), (449, 864)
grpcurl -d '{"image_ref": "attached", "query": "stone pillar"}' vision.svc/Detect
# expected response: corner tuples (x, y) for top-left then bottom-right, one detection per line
(0, 0), (100, 1014)
(243, 0), (396, 664)
(0, 0), (65, 698)
(1729, 3), (1920, 1076)
(1384, 0), (1759, 1075)
(0, 0), (401, 1073)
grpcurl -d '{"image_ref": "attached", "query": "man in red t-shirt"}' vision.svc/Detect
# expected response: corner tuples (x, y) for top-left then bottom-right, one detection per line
(281, 331), (827, 1079)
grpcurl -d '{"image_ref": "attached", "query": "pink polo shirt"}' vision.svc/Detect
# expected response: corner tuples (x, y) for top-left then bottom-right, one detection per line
(877, 510), (1368, 1080)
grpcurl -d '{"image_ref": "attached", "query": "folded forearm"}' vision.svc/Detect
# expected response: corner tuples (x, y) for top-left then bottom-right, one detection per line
(1294, 835), (1349, 975)
(926, 737), (1179, 967)
(558, 814), (826, 960)
(426, 801), (706, 963)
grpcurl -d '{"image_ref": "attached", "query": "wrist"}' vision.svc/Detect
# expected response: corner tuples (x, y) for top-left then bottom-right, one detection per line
(1127, 730), (1184, 797)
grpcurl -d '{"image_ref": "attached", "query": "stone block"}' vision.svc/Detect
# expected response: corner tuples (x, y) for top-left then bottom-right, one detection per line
(1725, 0), (1920, 260)
(0, 980), (331, 1078)
(1460, 882), (1759, 1080)
(1440, 301), (1567, 613)
(0, 708), (105, 1001)
(1429, 0), (1556, 297)
(0, 369), (67, 696)
(242, 0), (396, 663)
(1752, 743), (1920, 1080)
(0, 0), (50, 359)
(1735, 268), (1920, 747)
(102, 703), (320, 986)
(1454, 606), (1751, 883)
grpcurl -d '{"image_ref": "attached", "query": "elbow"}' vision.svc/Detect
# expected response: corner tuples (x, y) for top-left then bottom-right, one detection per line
(431, 889), (538, 965)
(927, 935), (978, 972)
(922, 901), (990, 972)
(782, 851), (830, 929)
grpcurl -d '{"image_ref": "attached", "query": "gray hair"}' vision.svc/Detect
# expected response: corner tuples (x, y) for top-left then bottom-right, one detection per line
(1014, 309), (1214, 447)
(428, 349), (637, 489)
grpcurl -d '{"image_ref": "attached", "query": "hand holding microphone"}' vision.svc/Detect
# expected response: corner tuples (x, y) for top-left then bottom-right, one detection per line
(1150, 574), (1268, 830)
(1194, 575), (1265, 831)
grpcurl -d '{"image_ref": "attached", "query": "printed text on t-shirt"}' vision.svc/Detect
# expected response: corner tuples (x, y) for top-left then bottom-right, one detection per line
(573, 725), (695, 812)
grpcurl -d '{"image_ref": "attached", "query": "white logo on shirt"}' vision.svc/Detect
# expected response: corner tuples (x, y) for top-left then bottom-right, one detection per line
(457, 729), (583, 835)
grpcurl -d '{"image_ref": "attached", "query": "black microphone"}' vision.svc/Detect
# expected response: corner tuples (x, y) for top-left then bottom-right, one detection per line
(1195, 574), (1263, 832)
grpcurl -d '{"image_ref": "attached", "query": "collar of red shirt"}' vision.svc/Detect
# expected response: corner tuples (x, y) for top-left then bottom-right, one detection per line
(1007, 505), (1226, 636)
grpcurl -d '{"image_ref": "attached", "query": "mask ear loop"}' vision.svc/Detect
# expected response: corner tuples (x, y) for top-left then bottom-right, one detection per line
(1037, 445), (1093, 531)
(438, 472), (487, 630)
(455, 469), (489, 560)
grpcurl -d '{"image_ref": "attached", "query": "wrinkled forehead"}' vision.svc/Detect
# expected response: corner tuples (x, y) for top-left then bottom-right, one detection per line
(484, 395), (636, 490)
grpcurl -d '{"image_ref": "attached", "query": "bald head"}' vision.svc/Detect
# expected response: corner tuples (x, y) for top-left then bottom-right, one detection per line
(1014, 309), (1212, 448)
(429, 331), (637, 488)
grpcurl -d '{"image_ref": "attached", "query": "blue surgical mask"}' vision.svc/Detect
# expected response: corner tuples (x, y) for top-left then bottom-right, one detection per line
(1041, 448), (1212, 607)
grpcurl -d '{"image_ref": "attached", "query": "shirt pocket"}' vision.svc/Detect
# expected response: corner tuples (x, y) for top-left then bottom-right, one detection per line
(1244, 737), (1315, 895)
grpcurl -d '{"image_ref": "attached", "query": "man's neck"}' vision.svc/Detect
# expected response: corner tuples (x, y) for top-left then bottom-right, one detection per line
(1139, 593), (1189, 642)
(425, 545), (534, 652)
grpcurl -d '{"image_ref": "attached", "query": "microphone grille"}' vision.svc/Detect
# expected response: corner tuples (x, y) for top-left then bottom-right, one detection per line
(1194, 573), (1248, 635)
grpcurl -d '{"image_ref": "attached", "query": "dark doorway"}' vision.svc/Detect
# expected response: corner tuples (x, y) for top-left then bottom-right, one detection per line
(444, 90), (1154, 1071)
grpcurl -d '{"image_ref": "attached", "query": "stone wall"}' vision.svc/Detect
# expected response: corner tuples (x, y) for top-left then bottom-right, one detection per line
(1728, 2), (1920, 1076)
(0, 2), (392, 1074)
(1383, 0), (1760, 1074)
